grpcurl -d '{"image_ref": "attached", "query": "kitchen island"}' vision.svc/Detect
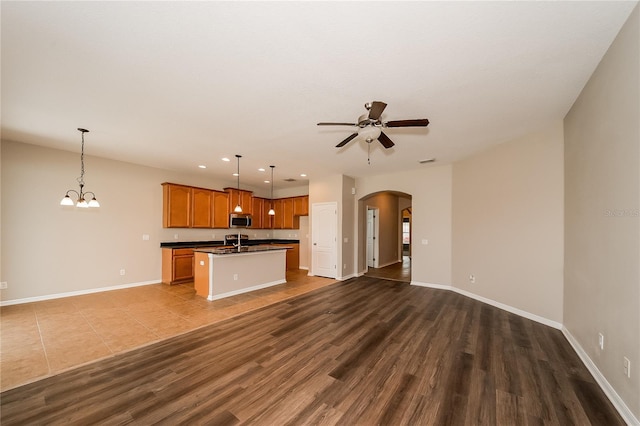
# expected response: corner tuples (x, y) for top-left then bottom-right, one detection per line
(194, 245), (291, 301)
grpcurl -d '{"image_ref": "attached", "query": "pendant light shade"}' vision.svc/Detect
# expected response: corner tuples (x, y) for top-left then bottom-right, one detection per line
(234, 154), (243, 213)
(268, 165), (275, 216)
(60, 128), (100, 208)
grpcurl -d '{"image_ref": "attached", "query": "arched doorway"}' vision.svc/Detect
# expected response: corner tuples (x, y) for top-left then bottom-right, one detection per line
(357, 190), (412, 282)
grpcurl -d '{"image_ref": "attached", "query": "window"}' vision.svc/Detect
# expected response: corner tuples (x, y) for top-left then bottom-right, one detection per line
(402, 220), (410, 244)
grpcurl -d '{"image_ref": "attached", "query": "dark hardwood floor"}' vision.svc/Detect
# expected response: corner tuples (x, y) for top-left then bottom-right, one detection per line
(0, 276), (622, 425)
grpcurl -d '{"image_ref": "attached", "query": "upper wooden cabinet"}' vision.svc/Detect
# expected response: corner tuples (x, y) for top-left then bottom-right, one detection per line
(162, 183), (192, 228)
(163, 182), (307, 229)
(191, 187), (213, 228)
(225, 188), (253, 215)
(251, 197), (264, 229)
(294, 195), (309, 216)
(282, 198), (296, 229)
(163, 183), (229, 229)
(212, 191), (229, 228)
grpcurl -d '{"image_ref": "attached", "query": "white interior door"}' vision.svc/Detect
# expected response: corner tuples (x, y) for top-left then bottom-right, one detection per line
(366, 207), (379, 268)
(311, 202), (337, 278)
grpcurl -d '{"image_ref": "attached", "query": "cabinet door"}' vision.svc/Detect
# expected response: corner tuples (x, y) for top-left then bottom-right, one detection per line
(163, 183), (192, 228)
(294, 195), (309, 216)
(272, 199), (284, 229)
(263, 199), (274, 229)
(283, 198), (295, 229)
(251, 197), (264, 229)
(286, 244), (300, 270)
(226, 189), (253, 215)
(173, 254), (194, 282)
(212, 191), (229, 228)
(192, 188), (212, 228)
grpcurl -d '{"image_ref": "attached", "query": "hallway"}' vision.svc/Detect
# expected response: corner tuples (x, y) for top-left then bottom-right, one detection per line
(364, 256), (411, 282)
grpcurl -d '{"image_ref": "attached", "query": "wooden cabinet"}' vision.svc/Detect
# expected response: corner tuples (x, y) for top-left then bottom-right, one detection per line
(162, 183), (192, 228)
(262, 199), (274, 229)
(225, 188), (253, 215)
(286, 243), (300, 270)
(272, 244), (299, 270)
(162, 248), (194, 284)
(282, 198), (297, 229)
(162, 182), (307, 230)
(212, 191), (229, 228)
(294, 195), (309, 216)
(272, 199), (284, 229)
(192, 188), (212, 228)
(251, 197), (264, 229)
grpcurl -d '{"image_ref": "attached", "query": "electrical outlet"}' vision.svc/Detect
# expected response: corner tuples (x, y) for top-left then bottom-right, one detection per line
(120, 269), (126, 276)
(0, 282), (7, 290)
(233, 274), (238, 281)
(598, 333), (604, 350)
(624, 357), (631, 378)
(174, 234), (179, 240)
(142, 234), (150, 241)
(469, 274), (476, 284)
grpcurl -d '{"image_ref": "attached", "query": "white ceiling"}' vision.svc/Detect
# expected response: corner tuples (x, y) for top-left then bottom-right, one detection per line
(2, 1), (636, 189)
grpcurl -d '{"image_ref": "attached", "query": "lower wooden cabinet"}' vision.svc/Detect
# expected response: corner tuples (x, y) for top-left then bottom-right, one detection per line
(271, 243), (299, 270)
(162, 248), (194, 284)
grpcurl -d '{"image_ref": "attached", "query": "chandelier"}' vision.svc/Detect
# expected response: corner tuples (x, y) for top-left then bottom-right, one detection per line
(60, 128), (100, 208)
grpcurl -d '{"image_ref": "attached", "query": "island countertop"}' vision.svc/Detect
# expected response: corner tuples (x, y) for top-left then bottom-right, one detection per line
(194, 245), (292, 255)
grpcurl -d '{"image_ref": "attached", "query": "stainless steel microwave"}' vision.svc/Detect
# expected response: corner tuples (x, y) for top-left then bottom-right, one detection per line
(230, 214), (252, 228)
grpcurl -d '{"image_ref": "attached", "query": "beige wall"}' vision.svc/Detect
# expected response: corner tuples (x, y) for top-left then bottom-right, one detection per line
(452, 124), (565, 324)
(1, 140), (282, 302)
(355, 166), (453, 285)
(564, 4), (639, 418)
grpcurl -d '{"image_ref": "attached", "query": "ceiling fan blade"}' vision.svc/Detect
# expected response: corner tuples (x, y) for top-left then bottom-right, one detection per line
(384, 119), (430, 128)
(317, 122), (357, 126)
(377, 132), (395, 149)
(368, 101), (387, 121)
(336, 133), (359, 148)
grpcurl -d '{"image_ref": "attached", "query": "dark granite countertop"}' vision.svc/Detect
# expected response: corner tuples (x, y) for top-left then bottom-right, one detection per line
(160, 239), (299, 248)
(194, 244), (292, 255)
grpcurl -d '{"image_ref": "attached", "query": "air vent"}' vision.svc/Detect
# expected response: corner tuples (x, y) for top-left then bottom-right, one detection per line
(419, 158), (436, 164)
(283, 178), (297, 182)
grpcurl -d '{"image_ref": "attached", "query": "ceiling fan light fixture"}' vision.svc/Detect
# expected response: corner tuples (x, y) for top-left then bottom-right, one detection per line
(359, 125), (381, 141)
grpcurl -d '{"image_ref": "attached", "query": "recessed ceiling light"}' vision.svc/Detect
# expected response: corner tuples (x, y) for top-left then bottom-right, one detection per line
(198, 165), (207, 169)
(300, 173), (307, 177)
(258, 168), (265, 172)
(232, 173), (239, 177)
(264, 180), (270, 183)
(222, 157), (230, 162)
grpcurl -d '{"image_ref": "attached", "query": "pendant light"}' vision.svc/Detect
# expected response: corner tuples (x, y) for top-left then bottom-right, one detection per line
(234, 154), (243, 213)
(60, 128), (100, 208)
(268, 165), (276, 216)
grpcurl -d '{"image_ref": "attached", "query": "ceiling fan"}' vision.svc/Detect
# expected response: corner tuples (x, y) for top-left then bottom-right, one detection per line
(317, 101), (429, 149)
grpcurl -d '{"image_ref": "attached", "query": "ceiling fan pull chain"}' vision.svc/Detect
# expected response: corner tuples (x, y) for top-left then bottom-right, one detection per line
(368, 142), (371, 165)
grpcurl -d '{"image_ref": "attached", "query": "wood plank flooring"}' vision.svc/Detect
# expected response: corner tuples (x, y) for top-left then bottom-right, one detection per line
(0, 276), (623, 425)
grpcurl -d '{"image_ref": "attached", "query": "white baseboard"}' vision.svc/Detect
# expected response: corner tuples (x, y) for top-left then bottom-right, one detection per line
(376, 260), (400, 269)
(299, 266), (309, 270)
(337, 273), (357, 281)
(410, 281), (562, 330)
(0, 279), (162, 306)
(206, 279), (287, 301)
(411, 280), (637, 423)
(562, 327), (639, 426)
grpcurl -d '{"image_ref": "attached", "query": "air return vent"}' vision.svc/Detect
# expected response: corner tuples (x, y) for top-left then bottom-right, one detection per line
(419, 158), (436, 164)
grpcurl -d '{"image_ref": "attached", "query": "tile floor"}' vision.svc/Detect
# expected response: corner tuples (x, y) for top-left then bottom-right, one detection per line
(0, 270), (337, 392)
